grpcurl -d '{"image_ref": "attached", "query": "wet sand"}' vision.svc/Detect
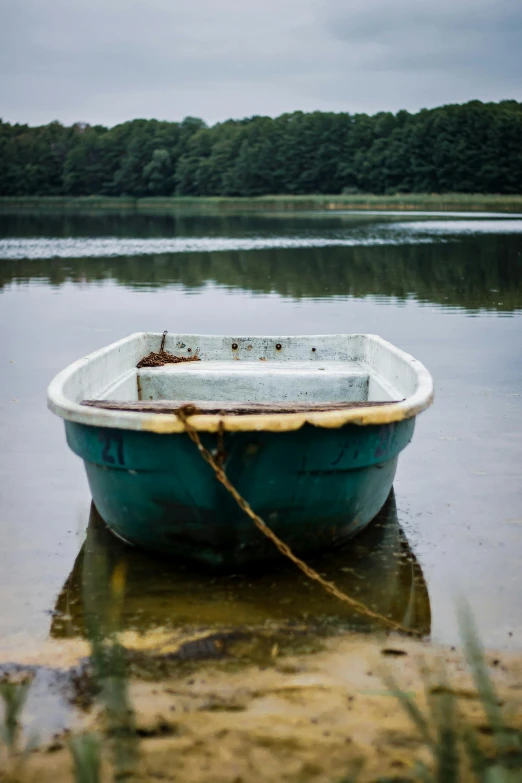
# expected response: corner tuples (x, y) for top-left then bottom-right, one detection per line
(2, 632), (522, 783)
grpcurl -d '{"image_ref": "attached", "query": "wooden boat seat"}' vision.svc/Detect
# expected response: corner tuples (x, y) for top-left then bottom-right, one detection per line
(80, 399), (399, 415)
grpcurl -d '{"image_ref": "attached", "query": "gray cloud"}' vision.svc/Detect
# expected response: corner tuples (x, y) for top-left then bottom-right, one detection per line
(0, 0), (519, 127)
(319, 0), (522, 78)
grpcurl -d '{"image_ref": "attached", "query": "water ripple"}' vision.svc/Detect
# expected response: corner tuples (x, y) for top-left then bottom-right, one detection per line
(0, 234), (436, 260)
(390, 219), (522, 234)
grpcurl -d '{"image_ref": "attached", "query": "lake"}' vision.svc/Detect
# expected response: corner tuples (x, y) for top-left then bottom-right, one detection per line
(1, 208), (521, 654)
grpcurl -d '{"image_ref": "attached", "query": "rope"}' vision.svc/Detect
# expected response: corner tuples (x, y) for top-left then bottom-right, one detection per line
(176, 407), (419, 637)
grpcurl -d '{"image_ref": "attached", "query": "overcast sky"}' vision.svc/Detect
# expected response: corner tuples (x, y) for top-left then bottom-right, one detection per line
(1, 0), (520, 127)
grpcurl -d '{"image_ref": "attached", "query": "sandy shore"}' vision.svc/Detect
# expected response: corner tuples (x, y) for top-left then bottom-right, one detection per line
(2, 630), (522, 782)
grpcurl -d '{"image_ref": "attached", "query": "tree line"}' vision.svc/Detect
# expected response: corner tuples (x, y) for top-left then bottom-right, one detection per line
(1, 100), (521, 197)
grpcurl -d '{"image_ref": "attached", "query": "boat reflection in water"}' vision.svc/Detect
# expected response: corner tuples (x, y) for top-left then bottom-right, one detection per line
(51, 491), (430, 648)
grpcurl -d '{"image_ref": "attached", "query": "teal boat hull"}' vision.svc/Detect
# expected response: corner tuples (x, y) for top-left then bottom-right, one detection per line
(65, 418), (415, 567)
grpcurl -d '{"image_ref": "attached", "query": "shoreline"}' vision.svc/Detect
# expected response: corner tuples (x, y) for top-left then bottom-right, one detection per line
(2, 631), (522, 781)
(1, 193), (522, 214)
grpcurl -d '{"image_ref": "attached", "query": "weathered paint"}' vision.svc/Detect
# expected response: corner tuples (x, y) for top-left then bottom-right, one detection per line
(65, 417), (414, 566)
(47, 333), (434, 434)
(47, 332), (433, 565)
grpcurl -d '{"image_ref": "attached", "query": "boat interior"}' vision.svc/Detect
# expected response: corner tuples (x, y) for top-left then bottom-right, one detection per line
(78, 334), (413, 415)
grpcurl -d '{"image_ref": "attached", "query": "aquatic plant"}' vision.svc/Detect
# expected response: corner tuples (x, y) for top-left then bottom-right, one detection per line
(2, 193), (522, 214)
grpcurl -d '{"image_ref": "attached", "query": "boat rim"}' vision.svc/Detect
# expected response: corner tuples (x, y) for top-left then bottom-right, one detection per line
(47, 333), (434, 434)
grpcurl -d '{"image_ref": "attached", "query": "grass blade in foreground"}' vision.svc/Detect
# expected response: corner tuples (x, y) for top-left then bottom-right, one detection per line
(82, 532), (139, 780)
(68, 733), (102, 783)
(381, 605), (522, 781)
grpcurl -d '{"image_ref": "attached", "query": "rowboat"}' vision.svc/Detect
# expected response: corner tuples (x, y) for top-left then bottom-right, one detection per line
(47, 333), (433, 567)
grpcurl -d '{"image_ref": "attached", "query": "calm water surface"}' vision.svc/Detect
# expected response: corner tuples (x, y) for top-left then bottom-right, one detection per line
(1, 209), (521, 652)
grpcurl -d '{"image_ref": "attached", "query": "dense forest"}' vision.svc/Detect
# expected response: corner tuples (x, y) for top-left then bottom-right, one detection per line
(1, 100), (521, 197)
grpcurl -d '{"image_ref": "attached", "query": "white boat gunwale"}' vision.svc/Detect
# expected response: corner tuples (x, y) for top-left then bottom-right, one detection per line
(47, 332), (434, 434)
